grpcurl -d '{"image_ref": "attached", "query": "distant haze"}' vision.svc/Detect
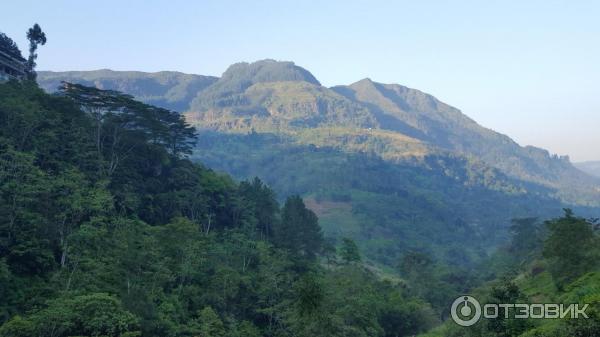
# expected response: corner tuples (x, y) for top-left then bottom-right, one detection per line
(3, 1), (599, 161)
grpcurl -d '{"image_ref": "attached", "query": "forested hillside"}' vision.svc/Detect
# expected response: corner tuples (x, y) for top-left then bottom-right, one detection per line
(421, 212), (600, 337)
(0, 80), (440, 337)
(192, 131), (571, 268)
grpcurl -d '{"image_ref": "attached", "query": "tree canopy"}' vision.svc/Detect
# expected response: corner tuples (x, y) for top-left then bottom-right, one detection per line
(0, 81), (437, 337)
(0, 32), (23, 60)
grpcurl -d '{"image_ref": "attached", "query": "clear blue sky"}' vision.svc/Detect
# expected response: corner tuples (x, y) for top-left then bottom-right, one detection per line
(3, 0), (599, 161)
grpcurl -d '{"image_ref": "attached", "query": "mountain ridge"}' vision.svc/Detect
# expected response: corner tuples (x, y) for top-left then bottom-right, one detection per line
(575, 161), (600, 179)
(36, 60), (600, 206)
(38, 69), (218, 112)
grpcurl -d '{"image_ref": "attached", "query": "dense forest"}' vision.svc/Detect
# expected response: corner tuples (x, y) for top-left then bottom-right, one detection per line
(0, 80), (442, 336)
(192, 131), (572, 267)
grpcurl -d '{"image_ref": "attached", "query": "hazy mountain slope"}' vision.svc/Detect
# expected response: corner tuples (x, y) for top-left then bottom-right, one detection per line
(575, 161), (600, 178)
(38, 69), (217, 111)
(332, 78), (503, 149)
(332, 78), (600, 205)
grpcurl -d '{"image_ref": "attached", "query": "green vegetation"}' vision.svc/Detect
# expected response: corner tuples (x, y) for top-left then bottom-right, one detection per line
(38, 61), (600, 206)
(420, 211), (600, 337)
(11, 36), (598, 336)
(38, 70), (218, 112)
(0, 33), (23, 60)
(0, 81), (442, 336)
(340, 238), (361, 264)
(192, 131), (581, 266)
(190, 60), (321, 112)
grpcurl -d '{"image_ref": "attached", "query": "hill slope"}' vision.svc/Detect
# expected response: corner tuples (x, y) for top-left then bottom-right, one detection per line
(575, 161), (600, 178)
(333, 78), (596, 201)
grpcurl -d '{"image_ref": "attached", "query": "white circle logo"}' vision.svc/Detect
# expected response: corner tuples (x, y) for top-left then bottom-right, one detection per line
(451, 296), (482, 327)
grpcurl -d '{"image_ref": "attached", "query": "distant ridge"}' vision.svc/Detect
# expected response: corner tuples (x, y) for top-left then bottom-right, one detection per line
(575, 161), (600, 179)
(38, 69), (217, 112)
(37, 60), (600, 206)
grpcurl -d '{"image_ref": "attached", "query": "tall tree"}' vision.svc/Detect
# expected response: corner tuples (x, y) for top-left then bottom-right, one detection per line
(238, 177), (278, 239)
(508, 217), (542, 263)
(197, 307), (225, 337)
(25, 24), (46, 81)
(59, 82), (196, 175)
(543, 209), (598, 287)
(339, 238), (361, 263)
(275, 196), (323, 260)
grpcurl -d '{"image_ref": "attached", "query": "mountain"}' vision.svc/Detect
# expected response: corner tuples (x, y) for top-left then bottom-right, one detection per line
(187, 61), (596, 206)
(575, 161), (600, 178)
(36, 60), (600, 267)
(38, 69), (217, 112)
(189, 59), (321, 111)
(332, 78), (599, 204)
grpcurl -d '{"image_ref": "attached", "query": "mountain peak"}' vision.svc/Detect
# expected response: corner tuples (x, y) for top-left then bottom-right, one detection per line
(189, 60), (321, 111)
(355, 77), (375, 84)
(220, 59), (320, 86)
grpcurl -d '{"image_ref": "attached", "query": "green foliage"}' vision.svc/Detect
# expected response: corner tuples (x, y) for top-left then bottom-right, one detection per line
(543, 209), (599, 287)
(340, 238), (361, 263)
(3, 76), (595, 337)
(0, 32), (23, 60)
(0, 81), (438, 337)
(508, 218), (543, 263)
(189, 59), (321, 111)
(238, 177), (279, 238)
(0, 293), (139, 337)
(295, 273), (324, 317)
(276, 195), (323, 261)
(429, 210), (599, 337)
(484, 280), (533, 337)
(60, 82), (196, 159)
(193, 131), (576, 270)
(37, 70), (218, 112)
(197, 307), (225, 337)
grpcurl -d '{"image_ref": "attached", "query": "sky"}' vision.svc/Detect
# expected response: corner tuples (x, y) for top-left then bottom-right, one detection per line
(3, 0), (599, 162)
